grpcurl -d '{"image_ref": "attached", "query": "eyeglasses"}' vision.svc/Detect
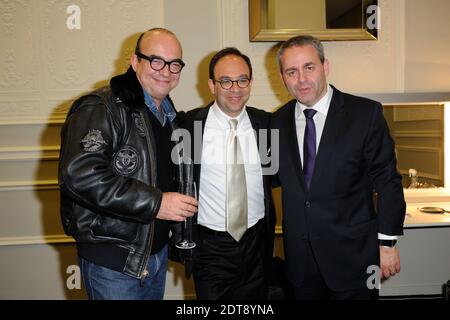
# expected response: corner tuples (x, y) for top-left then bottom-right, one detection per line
(213, 78), (251, 90)
(136, 52), (185, 74)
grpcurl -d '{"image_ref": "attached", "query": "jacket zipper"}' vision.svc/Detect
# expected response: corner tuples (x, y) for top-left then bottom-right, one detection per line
(138, 110), (158, 285)
(140, 221), (154, 286)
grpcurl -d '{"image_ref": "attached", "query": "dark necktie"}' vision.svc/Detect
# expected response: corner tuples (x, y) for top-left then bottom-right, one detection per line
(303, 109), (317, 189)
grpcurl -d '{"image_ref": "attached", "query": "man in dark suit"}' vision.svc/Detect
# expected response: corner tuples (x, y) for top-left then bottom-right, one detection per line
(178, 47), (275, 299)
(272, 35), (406, 300)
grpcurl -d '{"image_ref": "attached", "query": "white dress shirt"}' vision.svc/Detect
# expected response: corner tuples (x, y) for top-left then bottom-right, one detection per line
(197, 103), (265, 231)
(294, 85), (397, 240)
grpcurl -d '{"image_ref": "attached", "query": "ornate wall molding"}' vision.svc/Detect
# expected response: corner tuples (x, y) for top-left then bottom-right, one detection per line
(0, 0), (36, 90)
(0, 234), (74, 246)
(0, 102), (68, 124)
(0, 145), (60, 161)
(0, 180), (58, 191)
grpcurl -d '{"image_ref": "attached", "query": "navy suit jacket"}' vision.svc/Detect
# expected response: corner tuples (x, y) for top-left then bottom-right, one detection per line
(271, 86), (405, 291)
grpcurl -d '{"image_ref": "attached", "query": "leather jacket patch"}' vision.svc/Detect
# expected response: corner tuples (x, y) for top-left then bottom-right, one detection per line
(81, 129), (107, 152)
(113, 146), (140, 175)
(132, 113), (146, 137)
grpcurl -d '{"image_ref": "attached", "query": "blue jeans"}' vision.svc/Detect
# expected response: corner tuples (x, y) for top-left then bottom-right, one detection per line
(78, 245), (168, 300)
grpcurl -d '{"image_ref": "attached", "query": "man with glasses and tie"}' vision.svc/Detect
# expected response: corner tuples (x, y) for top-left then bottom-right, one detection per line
(178, 47), (275, 299)
(58, 28), (197, 300)
(272, 35), (406, 300)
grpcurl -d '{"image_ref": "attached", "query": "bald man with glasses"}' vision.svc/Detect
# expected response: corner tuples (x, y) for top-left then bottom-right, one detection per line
(59, 28), (197, 300)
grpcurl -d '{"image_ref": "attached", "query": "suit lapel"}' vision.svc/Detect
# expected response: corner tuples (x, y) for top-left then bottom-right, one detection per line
(283, 101), (306, 189)
(310, 87), (346, 190)
(247, 107), (272, 216)
(192, 106), (210, 189)
(247, 108), (262, 146)
(247, 107), (270, 172)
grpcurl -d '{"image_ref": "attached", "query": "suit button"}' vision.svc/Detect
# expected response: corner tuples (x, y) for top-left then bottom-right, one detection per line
(305, 201), (311, 208)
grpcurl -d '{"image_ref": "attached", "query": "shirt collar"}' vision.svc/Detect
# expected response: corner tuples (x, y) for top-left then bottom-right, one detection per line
(142, 88), (176, 126)
(296, 84), (333, 119)
(210, 102), (246, 129)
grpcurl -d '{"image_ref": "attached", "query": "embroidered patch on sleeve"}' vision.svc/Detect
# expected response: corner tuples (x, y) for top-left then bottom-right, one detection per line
(113, 147), (140, 175)
(80, 129), (107, 152)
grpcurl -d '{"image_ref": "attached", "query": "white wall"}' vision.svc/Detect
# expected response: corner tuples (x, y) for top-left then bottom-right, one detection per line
(1, 0), (450, 299)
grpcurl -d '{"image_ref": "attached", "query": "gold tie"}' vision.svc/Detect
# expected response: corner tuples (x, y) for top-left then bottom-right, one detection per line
(226, 119), (248, 241)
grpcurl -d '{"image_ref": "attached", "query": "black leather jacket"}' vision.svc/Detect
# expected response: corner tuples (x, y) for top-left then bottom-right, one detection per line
(59, 67), (181, 279)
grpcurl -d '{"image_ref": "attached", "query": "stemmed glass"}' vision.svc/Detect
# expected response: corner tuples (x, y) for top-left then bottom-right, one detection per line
(175, 181), (197, 249)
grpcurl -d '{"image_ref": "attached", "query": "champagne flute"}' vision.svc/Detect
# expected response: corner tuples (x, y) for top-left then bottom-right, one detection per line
(175, 181), (197, 249)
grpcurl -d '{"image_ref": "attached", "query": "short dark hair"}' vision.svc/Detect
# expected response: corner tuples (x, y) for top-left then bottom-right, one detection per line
(134, 27), (177, 54)
(276, 35), (325, 70)
(209, 47), (253, 80)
